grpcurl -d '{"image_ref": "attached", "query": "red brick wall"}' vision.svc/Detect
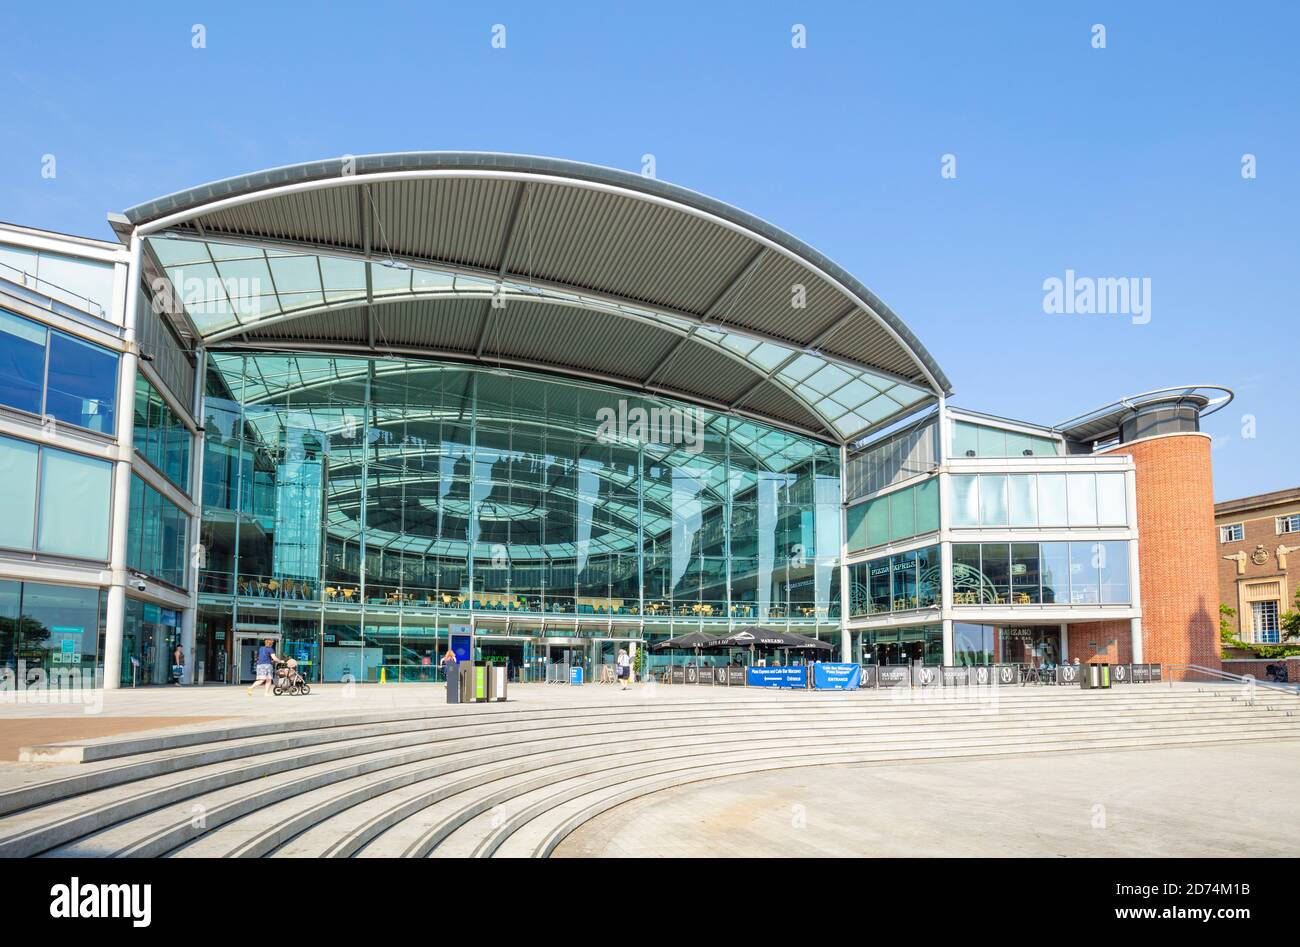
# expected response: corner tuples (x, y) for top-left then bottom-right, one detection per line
(1101, 434), (1221, 679)
(1067, 620), (1133, 664)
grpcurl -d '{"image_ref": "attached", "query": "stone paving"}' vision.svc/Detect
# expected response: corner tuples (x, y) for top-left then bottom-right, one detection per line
(555, 741), (1300, 858)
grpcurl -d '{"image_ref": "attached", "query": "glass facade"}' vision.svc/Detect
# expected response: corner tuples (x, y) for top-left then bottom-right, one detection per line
(127, 475), (189, 587)
(950, 420), (1061, 458)
(949, 472), (1126, 528)
(194, 354), (842, 676)
(133, 374), (192, 489)
(951, 541), (1131, 606)
(0, 434), (112, 560)
(0, 308), (118, 434)
(847, 544), (940, 615)
(845, 476), (939, 551)
(0, 579), (104, 677)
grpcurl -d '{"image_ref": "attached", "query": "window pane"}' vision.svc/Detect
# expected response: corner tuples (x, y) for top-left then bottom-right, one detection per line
(1040, 542), (1071, 604)
(845, 502), (868, 551)
(45, 333), (118, 434)
(916, 544), (940, 607)
(0, 309), (46, 415)
(869, 558), (891, 614)
(1011, 542), (1041, 604)
(950, 475), (979, 527)
(889, 485), (915, 540)
(915, 477), (939, 534)
(0, 436), (38, 549)
(979, 474), (1009, 526)
(952, 543), (983, 603)
(1008, 474), (1037, 527)
(981, 543), (1010, 603)
(1068, 541), (1101, 604)
(952, 421), (979, 458)
(1096, 472), (1127, 525)
(976, 425), (1007, 457)
(1067, 473), (1098, 526)
(890, 551), (916, 611)
(865, 496), (889, 547)
(37, 448), (112, 558)
(1099, 540), (1130, 603)
(1037, 473), (1068, 526)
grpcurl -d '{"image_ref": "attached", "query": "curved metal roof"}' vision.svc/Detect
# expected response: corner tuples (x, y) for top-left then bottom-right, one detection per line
(123, 152), (950, 443)
(1054, 385), (1234, 443)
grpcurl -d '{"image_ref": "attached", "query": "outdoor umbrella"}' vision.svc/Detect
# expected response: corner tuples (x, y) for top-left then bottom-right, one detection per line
(649, 631), (726, 652)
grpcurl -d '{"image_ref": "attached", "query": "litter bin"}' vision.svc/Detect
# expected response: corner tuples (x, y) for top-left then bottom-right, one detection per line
(1081, 659), (1112, 690)
(445, 661), (460, 703)
(487, 663), (508, 702)
(458, 661), (485, 703)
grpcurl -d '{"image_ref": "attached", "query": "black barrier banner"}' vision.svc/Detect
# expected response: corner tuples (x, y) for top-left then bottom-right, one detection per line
(879, 666), (909, 687)
(714, 667), (728, 685)
(1149, 663), (1162, 682)
(1056, 664), (1080, 684)
(1111, 663), (1130, 684)
(942, 666), (970, 687)
(859, 665), (878, 689)
(727, 666), (746, 686)
(913, 666), (941, 687)
(993, 664), (1018, 686)
(1131, 663), (1150, 683)
(970, 665), (994, 686)
(684, 666), (699, 684)
(669, 667), (686, 685)
(696, 666), (712, 685)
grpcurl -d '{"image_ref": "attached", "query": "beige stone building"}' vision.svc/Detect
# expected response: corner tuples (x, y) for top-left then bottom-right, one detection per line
(1215, 487), (1300, 644)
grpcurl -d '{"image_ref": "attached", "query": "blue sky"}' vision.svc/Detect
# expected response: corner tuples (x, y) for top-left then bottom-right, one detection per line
(1, 1), (1294, 500)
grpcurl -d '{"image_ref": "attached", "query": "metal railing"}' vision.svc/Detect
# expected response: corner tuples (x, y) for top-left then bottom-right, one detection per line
(1164, 663), (1300, 697)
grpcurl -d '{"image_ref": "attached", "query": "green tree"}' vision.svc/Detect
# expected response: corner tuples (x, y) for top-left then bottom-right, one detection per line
(1282, 588), (1300, 642)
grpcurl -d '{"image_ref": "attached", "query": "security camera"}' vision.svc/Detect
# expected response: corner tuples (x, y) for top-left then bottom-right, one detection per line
(132, 578), (148, 592)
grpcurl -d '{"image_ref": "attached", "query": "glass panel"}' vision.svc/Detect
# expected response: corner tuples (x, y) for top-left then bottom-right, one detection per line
(1068, 541), (1101, 604)
(914, 477), (939, 534)
(1040, 542), (1071, 604)
(976, 425), (1007, 457)
(951, 421), (979, 458)
(889, 485), (916, 541)
(954, 622), (994, 666)
(890, 550), (917, 611)
(18, 582), (101, 678)
(864, 495), (889, 547)
(0, 436), (38, 550)
(950, 474), (979, 527)
(981, 543), (1010, 604)
(915, 544), (940, 608)
(37, 448), (112, 559)
(0, 309), (46, 415)
(45, 332), (117, 434)
(978, 474), (1009, 527)
(1037, 473), (1068, 527)
(1099, 540), (1131, 604)
(1010, 542), (1041, 604)
(1096, 472), (1127, 525)
(1008, 474), (1037, 527)
(1067, 473), (1098, 527)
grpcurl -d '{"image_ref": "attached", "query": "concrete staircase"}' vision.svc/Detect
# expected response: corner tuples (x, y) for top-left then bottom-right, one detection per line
(1, 685), (1296, 858)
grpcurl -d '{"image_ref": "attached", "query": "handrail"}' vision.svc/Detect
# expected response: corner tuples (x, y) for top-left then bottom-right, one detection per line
(1164, 663), (1300, 697)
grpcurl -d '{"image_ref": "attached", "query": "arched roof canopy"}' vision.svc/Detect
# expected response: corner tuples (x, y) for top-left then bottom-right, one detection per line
(122, 152), (950, 444)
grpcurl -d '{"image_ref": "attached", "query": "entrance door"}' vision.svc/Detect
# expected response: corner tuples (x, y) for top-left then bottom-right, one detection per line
(478, 641), (526, 682)
(232, 634), (282, 683)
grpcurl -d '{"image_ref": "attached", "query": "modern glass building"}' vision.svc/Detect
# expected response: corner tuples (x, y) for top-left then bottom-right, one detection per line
(0, 154), (1228, 687)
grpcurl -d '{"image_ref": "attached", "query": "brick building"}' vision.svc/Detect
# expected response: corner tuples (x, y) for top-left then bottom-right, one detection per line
(1215, 486), (1300, 645)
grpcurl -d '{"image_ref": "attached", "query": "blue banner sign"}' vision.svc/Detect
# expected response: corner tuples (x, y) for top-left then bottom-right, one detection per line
(813, 663), (861, 690)
(747, 666), (807, 688)
(569, 665), (584, 685)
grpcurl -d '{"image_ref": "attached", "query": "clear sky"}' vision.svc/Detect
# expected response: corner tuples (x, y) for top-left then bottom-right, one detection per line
(0, 1), (1294, 500)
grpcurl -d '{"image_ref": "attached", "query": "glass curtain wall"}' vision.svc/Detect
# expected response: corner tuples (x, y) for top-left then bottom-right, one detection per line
(196, 354), (842, 658)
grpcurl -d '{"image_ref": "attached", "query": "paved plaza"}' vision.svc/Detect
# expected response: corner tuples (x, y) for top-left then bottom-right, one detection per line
(556, 741), (1300, 858)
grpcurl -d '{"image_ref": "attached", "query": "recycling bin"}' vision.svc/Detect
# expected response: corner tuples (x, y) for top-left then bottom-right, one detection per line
(445, 662), (460, 703)
(487, 663), (508, 701)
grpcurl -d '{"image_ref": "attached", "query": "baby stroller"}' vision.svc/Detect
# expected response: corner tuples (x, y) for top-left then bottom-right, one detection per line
(273, 658), (311, 696)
